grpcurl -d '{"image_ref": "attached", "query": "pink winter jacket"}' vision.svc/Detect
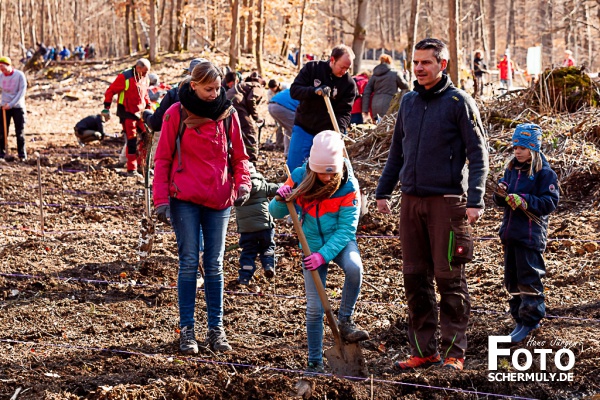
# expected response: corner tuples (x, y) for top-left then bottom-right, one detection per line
(153, 102), (250, 210)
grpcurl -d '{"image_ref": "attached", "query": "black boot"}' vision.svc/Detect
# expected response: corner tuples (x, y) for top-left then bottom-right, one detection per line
(338, 317), (370, 343)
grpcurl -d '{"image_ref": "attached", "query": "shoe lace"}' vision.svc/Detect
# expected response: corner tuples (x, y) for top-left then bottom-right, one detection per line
(209, 327), (227, 344)
(181, 327), (195, 342)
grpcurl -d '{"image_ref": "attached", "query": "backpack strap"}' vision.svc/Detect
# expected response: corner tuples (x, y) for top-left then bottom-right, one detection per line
(173, 105), (187, 169)
(223, 109), (235, 178)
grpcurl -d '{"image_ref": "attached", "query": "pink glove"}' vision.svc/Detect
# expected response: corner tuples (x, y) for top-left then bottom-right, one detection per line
(505, 193), (527, 210)
(276, 184), (292, 200)
(303, 252), (325, 271)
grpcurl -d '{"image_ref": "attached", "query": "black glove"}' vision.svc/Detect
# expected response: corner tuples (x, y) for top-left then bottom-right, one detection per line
(234, 185), (251, 207)
(315, 85), (331, 97)
(155, 205), (171, 224)
(142, 110), (153, 124)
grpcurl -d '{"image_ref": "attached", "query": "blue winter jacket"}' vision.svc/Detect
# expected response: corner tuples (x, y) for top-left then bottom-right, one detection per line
(493, 153), (559, 251)
(268, 159), (360, 262)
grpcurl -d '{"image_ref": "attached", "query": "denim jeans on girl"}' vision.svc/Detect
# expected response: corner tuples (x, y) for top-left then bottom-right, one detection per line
(170, 198), (231, 330)
(302, 240), (363, 364)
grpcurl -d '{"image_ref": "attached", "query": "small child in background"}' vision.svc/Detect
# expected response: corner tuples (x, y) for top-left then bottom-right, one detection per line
(493, 123), (559, 343)
(234, 163), (281, 285)
(74, 113), (109, 146)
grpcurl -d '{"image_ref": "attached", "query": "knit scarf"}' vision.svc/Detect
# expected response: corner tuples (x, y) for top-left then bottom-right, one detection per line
(178, 81), (231, 121)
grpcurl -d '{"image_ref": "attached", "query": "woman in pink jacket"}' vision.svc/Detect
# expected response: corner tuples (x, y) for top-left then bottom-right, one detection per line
(153, 61), (251, 355)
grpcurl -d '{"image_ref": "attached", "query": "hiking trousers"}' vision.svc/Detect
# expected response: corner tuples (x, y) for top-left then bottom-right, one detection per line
(399, 194), (472, 359)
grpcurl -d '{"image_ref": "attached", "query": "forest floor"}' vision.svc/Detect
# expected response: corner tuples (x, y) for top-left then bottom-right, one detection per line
(0, 53), (599, 400)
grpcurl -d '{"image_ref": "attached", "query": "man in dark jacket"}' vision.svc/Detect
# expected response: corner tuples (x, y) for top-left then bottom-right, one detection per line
(375, 38), (489, 372)
(74, 113), (108, 145)
(226, 72), (265, 162)
(286, 44), (357, 171)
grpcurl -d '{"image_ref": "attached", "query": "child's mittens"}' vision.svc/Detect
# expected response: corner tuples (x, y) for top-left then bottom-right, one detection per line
(505, 193), (527, 210)
(303, 252), (325, 271)
(276, 184), (292, 201)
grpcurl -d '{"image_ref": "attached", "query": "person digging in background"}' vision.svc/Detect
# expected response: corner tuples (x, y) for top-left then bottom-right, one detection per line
(234, 163), (281, 285)
(493, 123), (559, 343)
(269, 130), (369, 374)
(103, 58), (152, 175)
(73, 113), (109, 146)
(153, 61), (251, 355)
(0, 56), (28, 161)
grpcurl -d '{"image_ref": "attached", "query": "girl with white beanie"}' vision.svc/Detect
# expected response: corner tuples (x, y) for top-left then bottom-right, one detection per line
(269, 130), (369, 374)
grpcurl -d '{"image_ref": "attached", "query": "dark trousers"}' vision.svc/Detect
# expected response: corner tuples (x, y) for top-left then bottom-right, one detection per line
(0, 107), (26, 158)
(238, 229), (276, 279)
(399, 194), (472, 359)
(504, 244), (546, 326)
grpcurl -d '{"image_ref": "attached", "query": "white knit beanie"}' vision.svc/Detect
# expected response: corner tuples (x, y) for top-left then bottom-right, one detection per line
(309, 130), (344, 174)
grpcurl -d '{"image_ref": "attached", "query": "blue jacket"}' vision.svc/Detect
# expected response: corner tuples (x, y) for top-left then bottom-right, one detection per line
(269, 160), (360, 262)
(493, 153), (559, 251)
(270, 89), (300, 112)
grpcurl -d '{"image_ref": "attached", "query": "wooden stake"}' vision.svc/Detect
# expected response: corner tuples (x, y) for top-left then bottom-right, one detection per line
(2, 108), (7, 155)
(35, 152), (45, 237)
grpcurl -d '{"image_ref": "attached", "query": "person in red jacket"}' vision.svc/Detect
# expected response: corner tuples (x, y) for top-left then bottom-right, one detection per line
(103, 58), (152, 174)
(350, 71), (369, 125)
(497, 54), (515, 89)
(562, 50), (575, 67)
(153, 61), (251, 355)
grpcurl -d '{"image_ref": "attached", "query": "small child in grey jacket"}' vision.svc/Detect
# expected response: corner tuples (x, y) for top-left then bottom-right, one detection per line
(234, 163), (280, 285)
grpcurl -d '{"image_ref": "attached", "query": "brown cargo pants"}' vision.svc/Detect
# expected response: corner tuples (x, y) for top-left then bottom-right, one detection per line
(399, 193), (473, 360)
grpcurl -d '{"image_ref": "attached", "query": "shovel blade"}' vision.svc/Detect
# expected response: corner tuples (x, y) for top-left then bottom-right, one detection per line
(324, 342), (368, 378)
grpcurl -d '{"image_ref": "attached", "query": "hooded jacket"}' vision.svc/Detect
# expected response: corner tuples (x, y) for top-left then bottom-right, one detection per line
(375, 74), (489, 208)
(268, 159), (359, 263)
(493, 154), (559, 251)
(290, 60), (357, 135)
(235, 167), (280, 233)
(362, 63), (408, 118)
(153, 102), (251, 210)
(226, 81), (264, 137)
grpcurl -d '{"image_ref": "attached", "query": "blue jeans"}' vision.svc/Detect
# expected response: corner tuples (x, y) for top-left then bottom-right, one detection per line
(170, 198), (231, 329)
(286, 125), (314, 171)
(302, 240), (363, 364)
(238, 228), (276, 280)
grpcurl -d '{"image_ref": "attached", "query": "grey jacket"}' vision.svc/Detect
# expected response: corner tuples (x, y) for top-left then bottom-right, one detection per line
(362, 63), (408, 118)
(375, 75), (489, 208)
(235, 168), (280, 233)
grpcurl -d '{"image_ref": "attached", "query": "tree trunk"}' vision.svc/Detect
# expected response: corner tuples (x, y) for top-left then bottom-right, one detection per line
(506, 0), (515, 49)
(40, 0), (46, 43)
(448, 0), (459, 85)
(149, 0), (158, 61)
(168, 0), (175, 51)
(174, 0), (184, 51)
(132, 1), (142, 52)
(489, 0), (496, 64)
(540, 0), (552, 67)
(478, 0), (488, 58)
(0, 0), (4, 56)
(18, 0), (27, 59)
(247, 0), (254, 55)
(280, 15), (291, 58)
(229, 0), (240, 69)
(297, 0), (308, 70)
(255, 0), (264, 75)
(29, 0), (37, 49)
(240, 0), (247, 53)
(54, 0), (63, 46)
(157, 0), (167, 39)
(352, 0), (369, 74)
(407, 0), (421, 83)
(126, 2), (132, 55)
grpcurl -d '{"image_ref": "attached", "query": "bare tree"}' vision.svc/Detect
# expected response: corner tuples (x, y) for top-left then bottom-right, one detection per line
(229, 0), (240, 69)
(448, 0), (459, 84)
(489, 0), (496, 63)
(18, 0), (27, 58)
(297, 0), (309, 70)
(407, 0), (421, 79)
(149, 0), (158, 61)
(255, 0), (264, 75)
(0, 0), (4, 55)
(352, 0), (369, 74)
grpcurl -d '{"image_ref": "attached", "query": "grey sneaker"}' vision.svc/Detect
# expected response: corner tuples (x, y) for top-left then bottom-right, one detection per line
(304, 361), (325, 376)
(338, 318), (370, 343)
(179, 326), (198, 355)
(207, 326), (232, 352)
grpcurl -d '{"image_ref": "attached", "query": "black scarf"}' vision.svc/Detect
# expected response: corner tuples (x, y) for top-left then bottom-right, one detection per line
(178, 81), (231, 120)
(413, 73), (452, 101)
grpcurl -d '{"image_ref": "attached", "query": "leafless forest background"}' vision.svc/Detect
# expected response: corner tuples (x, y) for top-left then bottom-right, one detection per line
(0, 0), (599, 75)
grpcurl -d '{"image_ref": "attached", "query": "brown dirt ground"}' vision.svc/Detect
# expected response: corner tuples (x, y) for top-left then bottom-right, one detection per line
(0, 54), (599, 400)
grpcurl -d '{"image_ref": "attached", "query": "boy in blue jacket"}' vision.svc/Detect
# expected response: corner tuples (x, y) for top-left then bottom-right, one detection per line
(493, 123), (559, 343)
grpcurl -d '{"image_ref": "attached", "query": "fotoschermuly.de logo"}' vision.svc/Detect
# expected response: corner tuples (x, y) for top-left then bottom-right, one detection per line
(488, 335), (579, 382)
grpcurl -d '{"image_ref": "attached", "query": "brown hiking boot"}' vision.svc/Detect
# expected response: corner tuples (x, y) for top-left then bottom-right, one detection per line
(338, 318), (370, 343)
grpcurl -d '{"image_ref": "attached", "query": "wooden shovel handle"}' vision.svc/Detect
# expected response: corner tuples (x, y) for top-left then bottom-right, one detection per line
(283, 166), (343, 344)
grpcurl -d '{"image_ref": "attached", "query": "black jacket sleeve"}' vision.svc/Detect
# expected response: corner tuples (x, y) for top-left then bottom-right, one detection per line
(375, 104), (405, 199)
(147, 87), (178, 131)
